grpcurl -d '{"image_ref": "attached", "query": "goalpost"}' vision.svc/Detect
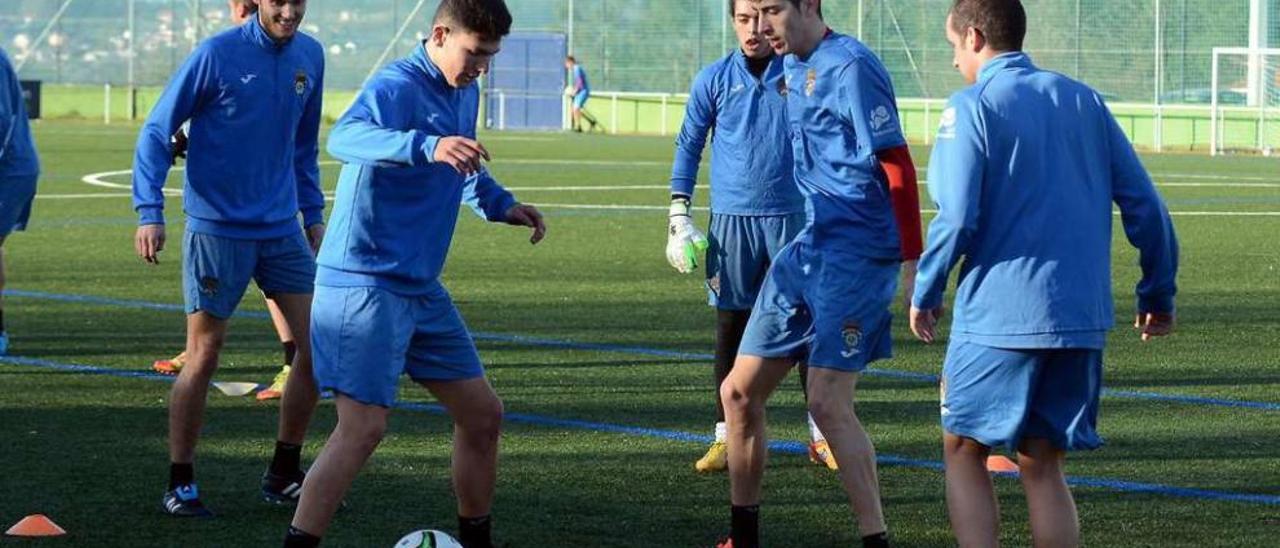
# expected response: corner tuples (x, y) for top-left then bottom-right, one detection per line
(1210, 47), (1280, 156)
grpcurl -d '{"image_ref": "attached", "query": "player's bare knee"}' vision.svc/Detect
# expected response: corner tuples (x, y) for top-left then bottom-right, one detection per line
(944, 434), (991, 461)
(1017, 455), (1064, 482)
(807, 392), (852, 431)
(186, 330), (225, 360)
(342, 417), (387, 452)
(458, 396), (504, 439)
(719, 381), (753, 416)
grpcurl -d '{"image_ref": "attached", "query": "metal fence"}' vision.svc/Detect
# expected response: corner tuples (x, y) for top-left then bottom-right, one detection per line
(4, 0), (1276, 104)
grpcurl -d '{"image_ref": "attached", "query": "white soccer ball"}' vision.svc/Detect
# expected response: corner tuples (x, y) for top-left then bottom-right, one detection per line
(394, 529), (463, 548)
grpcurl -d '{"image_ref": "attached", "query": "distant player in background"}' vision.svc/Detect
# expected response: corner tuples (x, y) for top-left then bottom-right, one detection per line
(283, 1), (545, 546)
(153, 0), (300, 404)
(132, 0), (326, 518)
(911, 1), (1178, 545)
(0, 47), (40, 356)
(565, 55), (599, 132)
(667, 0), (833, 474)
(718, 0), (924, 546)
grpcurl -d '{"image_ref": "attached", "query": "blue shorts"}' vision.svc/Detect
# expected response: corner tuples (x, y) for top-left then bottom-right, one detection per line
(182, 229), (316, 319)
(940, 339), (1104, 452)
(0, 174), (37, 237)
(738, 242), (898, 372)
(706, 212), (804, 310)
(573, 91), (589, 109)
(311, 283), (485, 408)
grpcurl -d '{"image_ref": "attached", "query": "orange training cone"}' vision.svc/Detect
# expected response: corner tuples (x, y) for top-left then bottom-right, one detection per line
(5, 514), (67, 537)
(986, 455), (1020, 473)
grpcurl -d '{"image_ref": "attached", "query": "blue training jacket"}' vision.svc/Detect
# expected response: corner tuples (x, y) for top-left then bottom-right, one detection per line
(572, 64), (590, 95)
(913, 53), (1179, 349)
(783, 32), (908, 258)
(132, 16), (325, 239)
(0, 48), (38, 178)
(669, 50), (803, 216)
(317, 44), (517, 296)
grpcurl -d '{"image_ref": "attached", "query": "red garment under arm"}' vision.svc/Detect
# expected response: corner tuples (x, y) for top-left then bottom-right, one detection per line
(876, 145), (923, 260)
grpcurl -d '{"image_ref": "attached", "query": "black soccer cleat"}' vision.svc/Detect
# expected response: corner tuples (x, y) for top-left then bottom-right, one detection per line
(161, 484), (214, 518)
(261, 470), (306, 505)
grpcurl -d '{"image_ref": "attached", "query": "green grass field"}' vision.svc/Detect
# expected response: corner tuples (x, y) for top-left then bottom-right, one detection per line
(0, 120), (1277, 546)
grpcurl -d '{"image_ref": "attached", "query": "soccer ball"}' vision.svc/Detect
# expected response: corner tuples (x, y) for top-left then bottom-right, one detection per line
(394, 529), (462, 548)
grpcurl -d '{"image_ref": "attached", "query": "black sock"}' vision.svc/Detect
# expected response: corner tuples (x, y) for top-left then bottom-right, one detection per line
(271, 441), (303, 477)
(458, 515), (492, 548)
(730, 505), (760, 548)
(0, 308), (7, 332)
(283, 526), (321, 548)
(282, 340), (298, 367)
(169, 462), (194, 490)
(862, 531), (890, 548)
(797, 361), (810, 401)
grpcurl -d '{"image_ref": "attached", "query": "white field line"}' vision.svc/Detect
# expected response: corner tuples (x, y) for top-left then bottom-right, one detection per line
(85, 166), (1277, 193)
(78, 166), (1279, 217)
(36, 192), (133, 199)
(531, 203), (1280, 217)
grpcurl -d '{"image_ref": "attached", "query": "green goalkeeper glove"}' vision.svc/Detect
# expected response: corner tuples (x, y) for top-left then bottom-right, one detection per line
(666, 196), (709, 274)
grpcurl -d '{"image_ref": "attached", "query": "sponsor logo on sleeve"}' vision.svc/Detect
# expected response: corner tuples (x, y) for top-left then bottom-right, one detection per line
(936, 107), (958, 140)
(869, 105), (896, 136)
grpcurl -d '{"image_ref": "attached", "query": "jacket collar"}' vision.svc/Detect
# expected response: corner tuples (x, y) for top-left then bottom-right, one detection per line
(241, 14), (292, 51)
(978, 51), (1033, 83)
(732, 49), (784, 82)
(409, 42), (450, 87)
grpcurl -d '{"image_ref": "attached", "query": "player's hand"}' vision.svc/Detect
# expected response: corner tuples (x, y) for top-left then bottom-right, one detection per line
(909, 306), (943, 344)
(899, 259), (918, 311)
(666, 197), (708, 274)
(1134, 311), (1175, 342)
(433, 136), (490, 176)
(505, 203), (546, 244)
(306, 223), (326, 254)
(135, 224), (166, 265)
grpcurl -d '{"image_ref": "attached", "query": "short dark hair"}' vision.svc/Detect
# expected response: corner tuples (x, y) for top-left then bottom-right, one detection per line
(433, 0), (513, 40)
(949, 0), (1026, 52)
(743, 0), (822, 20)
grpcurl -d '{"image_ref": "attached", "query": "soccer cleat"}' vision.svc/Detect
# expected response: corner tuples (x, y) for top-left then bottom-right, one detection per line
(255, 365), (291, 401)
(695, 441), (729, 473)
(808, 440), (839, 470)
(715, 538), (734, 548)
(261, 469), (305, 505)
(152, 351), (187, 375)
(161, 484), (214, 518)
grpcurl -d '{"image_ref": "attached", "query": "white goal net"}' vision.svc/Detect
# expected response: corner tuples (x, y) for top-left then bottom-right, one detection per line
(1210, 47), (1280, 156)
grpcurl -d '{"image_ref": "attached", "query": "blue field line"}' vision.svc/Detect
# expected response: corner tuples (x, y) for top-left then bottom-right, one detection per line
(2, 353), (1276, 507)
(7, 288), (1279, 412)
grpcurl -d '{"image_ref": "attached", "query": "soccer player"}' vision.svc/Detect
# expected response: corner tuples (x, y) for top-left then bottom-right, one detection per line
(667, 0), (834, 473)
(152, 0), (300, 404)
(717, 1), (924, 546)
(0, 47), (39, 356)
(909, 1), (1179, 546)
(564, 55), (599, 132)
(131, 0), (326, 517)
(282, 1), (545, 546)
